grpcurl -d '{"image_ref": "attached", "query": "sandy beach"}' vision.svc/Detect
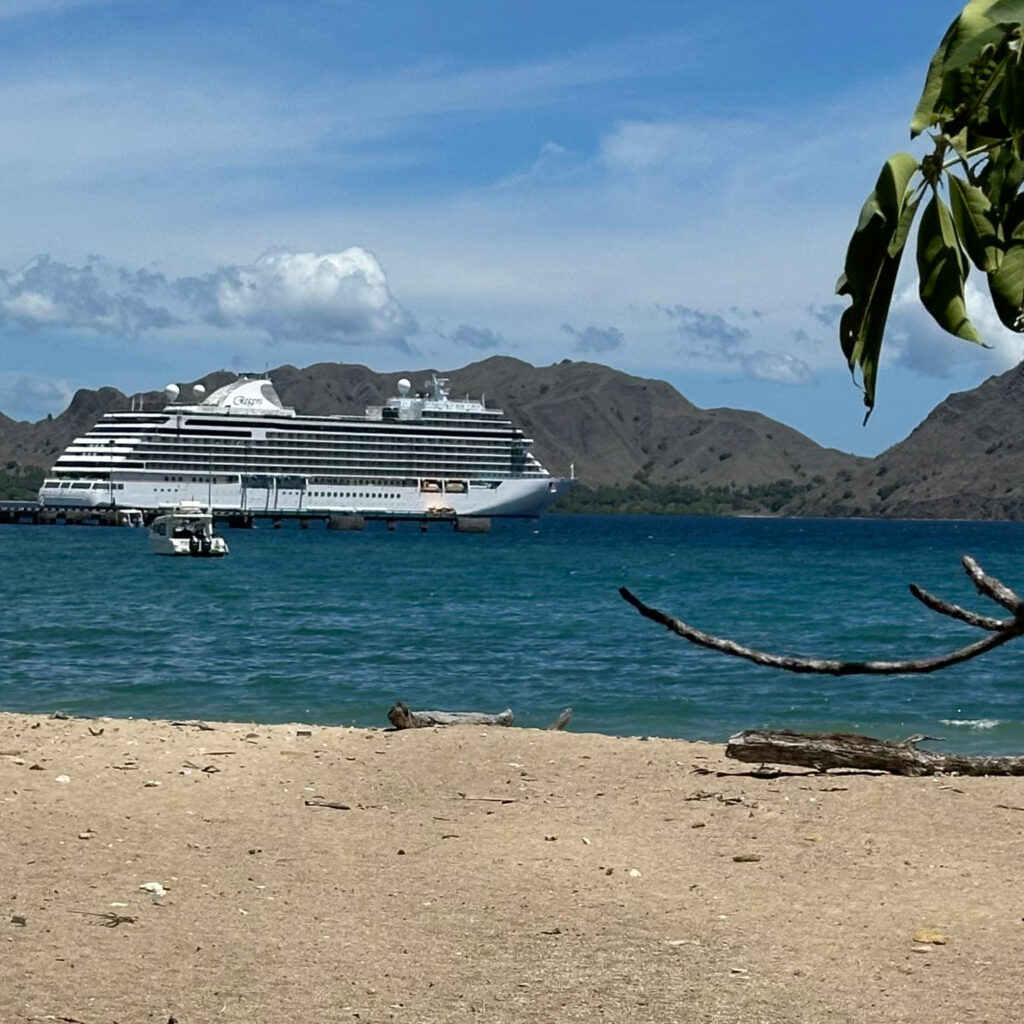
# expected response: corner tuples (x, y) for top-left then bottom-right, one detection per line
(2, 710), (1021, 1023)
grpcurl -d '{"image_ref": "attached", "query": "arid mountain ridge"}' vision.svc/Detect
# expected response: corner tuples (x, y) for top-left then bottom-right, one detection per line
(2, 354), (1022, 519)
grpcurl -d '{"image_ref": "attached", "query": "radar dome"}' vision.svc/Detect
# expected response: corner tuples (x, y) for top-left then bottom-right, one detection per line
(164, 383), (180, 402)
(193, 384), (207, 398)
(397, 378), (411, 396)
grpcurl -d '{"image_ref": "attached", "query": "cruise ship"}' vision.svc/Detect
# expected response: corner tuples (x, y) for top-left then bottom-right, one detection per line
(38, 373), (573, 518)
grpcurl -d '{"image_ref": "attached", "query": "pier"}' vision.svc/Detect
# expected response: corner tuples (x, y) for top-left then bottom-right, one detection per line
(0, 502), (492, 532)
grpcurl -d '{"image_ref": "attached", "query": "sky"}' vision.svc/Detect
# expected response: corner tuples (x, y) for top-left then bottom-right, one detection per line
(0, 0), (1012, 457)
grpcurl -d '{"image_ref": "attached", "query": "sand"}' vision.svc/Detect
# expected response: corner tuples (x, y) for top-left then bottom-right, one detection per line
(2, 710), (1021, 1023)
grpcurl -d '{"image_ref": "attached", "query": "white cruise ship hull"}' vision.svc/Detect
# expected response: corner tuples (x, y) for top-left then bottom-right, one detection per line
(43, 473), (570, 518)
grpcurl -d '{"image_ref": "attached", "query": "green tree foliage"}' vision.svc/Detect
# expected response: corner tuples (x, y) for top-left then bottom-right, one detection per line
(839, 0), (1024, 417)
(552, 479), (812, 516)
(0, 465), (44, 501)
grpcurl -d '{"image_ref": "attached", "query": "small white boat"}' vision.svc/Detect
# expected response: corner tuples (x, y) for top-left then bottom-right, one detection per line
(149, 501), (228, 557)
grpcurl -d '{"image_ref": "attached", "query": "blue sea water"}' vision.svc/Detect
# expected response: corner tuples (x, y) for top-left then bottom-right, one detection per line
(3, 514), (1024, 753)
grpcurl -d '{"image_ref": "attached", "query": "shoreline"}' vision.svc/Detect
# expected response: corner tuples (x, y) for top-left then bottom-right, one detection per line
(3, 710), (1021, 1022)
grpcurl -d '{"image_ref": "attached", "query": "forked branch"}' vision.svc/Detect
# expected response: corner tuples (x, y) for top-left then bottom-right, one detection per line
(620, 555), (1024, 675)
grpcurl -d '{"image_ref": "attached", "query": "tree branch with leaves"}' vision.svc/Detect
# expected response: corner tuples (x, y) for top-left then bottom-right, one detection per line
(839, 0), (1024, 418)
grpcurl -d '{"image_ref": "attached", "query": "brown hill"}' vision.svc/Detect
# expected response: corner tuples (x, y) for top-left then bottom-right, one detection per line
(0, 356), (861, 498)
(788, 361), (1024, 520)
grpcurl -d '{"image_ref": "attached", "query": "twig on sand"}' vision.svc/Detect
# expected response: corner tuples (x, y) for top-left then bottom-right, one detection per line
(69, 910), (137, 927)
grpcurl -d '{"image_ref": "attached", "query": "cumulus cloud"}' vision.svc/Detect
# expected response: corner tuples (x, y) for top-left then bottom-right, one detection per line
(561, 323), (624, 353)
(0, 255), (180, 335)
(668, 305), (749, 359)
(885, 280), (1024, 378)
(743, 351), (814, 385)
(0, 247), (418, 350)
(179, 248), (417, 346)
(447, 324), (505, 350)
(667, 303), (815, 385)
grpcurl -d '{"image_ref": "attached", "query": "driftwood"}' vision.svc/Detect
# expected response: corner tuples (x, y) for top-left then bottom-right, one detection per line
(547, 707), (573, 731)
(388, 702), (573, 730)
(388, 701), (514, 729)
(727, 729), (1024, 776)
(620, 555), (1024, 675)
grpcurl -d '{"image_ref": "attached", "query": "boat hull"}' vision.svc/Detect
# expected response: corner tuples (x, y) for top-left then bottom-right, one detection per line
(43, 474), (571, 518)
(149, 536), (229, 556)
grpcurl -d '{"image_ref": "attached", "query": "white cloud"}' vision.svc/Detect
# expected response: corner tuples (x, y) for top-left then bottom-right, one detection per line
(965, 278), (1024, 369)
(179, 249), (417, 347)
(885, 279), (1024, 378)
(743, 351), (815, 385)
(0, 255), (180, 335)
(0, 249), (416, 351)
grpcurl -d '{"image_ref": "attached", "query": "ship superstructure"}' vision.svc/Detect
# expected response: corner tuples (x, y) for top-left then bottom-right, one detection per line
(38, 374), (571, 518)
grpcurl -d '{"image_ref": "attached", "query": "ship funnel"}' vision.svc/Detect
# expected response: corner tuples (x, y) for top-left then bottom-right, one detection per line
(164, 383), (180, 403)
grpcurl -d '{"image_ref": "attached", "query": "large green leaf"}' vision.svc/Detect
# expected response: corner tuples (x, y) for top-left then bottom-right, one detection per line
(978, 145), (1024, 216)
(988, 247), (1024, 328)
(911, 16), (965, 136)
(889, 192), (922, 258)
(995, 52), (1024, 142)
(987, 195), (1024, 329)
(917, 193), (983, 343)
(948, 173), (1001, 271)
(911, 1), (1024, 138)
(836, 153), (921, 415)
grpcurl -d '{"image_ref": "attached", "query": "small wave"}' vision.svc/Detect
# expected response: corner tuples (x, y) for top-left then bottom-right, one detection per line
(939, 718), (1001, 730)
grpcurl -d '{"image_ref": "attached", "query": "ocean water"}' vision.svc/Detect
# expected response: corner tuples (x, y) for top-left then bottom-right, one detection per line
(3, 514), (1024, 754)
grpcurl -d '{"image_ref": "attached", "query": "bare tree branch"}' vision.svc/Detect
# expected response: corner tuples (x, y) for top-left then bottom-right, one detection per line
(963, 555), (1024, 614)
(908, 583), (1008, 631)
(619, 555), (1024, 676)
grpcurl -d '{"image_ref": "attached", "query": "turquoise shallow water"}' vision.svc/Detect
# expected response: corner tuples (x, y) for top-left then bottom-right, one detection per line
(4, 514), (1024, 753)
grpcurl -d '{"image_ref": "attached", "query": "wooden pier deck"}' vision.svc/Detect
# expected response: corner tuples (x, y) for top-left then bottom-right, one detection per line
(0, 502), (491, 532)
